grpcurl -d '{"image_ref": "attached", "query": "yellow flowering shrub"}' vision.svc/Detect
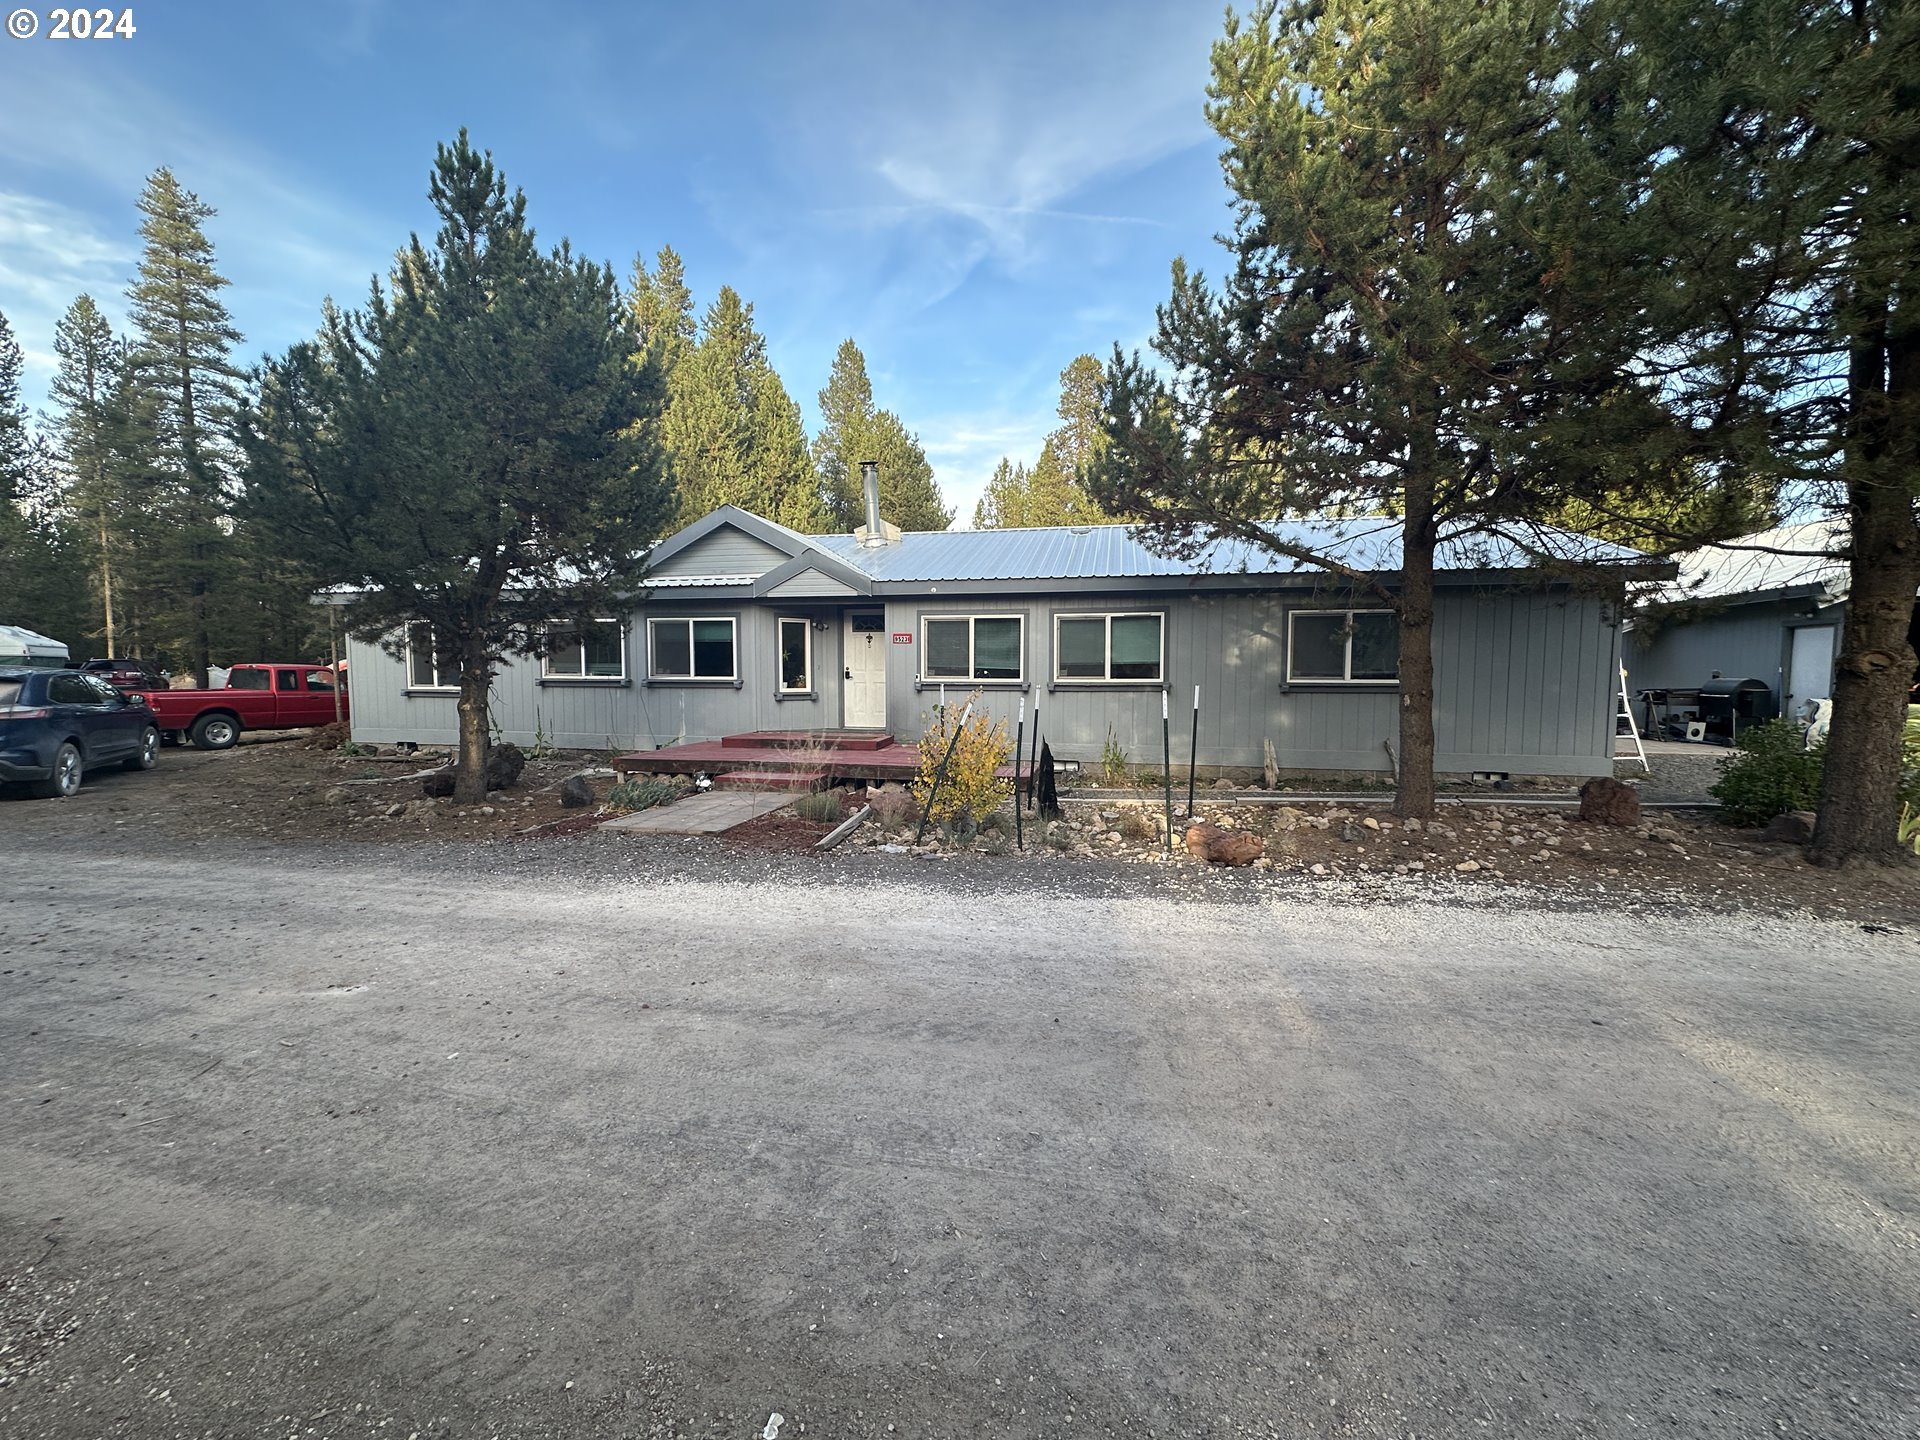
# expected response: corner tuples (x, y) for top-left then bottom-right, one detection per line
(913, 690), (1013, 833)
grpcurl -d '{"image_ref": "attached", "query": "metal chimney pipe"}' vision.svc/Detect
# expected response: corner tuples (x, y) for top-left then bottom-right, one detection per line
(860, 460), (881, 541)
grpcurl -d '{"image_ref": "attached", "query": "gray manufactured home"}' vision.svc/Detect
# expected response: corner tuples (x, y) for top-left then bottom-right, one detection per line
(341, 502), (1638, 781)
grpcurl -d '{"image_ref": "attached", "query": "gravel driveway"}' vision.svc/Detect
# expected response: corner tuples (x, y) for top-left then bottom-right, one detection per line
(1, 833), (1914, 1439)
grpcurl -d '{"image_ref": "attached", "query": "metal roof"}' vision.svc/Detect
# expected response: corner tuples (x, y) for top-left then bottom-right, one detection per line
(807, 519), (1645, 584)
(1650, 520), (1847, 605)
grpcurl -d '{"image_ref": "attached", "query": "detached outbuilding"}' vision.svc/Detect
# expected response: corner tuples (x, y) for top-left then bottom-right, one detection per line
(339, 483), (1647, 784)
(1625, 520), (1891, 729)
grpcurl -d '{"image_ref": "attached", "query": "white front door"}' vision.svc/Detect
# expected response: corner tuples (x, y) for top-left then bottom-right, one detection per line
(843, 612), (887, 729)
(1785, 624), (1837, 719)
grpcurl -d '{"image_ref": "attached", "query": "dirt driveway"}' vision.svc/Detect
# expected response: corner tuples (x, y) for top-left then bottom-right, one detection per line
(1, 821), (1914, 1439)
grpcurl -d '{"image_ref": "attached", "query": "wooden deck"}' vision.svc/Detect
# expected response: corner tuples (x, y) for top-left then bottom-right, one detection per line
(614, 731), (1029, 789)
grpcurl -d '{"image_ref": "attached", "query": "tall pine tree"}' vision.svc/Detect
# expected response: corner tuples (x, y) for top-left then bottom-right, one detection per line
(48, 295), (133, 654)
(1093, 0), (1681, 818)
(241, 134), (675, 803)
(127, 167), (243, 684)
(813, 338), (952, 531)
(661, 286), (821, 531)
(973, 355), (1115, 528)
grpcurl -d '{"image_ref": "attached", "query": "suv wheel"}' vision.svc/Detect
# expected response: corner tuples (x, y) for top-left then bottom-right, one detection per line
(190, 714), (240, 750)
(30, 743), (83, 799)
(125, 727), (160, 772)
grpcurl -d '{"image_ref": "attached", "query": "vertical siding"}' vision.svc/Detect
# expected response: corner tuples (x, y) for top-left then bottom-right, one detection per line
(1626, 596), (1833, 710)
(347, 585), (1621, 775)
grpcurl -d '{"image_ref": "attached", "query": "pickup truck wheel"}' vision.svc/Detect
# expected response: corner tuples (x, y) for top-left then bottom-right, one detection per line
(190, 714), (241, 750)
(124, 727), (161, 772)
(29, 743), (83, 799)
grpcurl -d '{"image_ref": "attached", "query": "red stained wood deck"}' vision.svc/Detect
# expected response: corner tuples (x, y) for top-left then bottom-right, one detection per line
(614, 731), (1028, 788)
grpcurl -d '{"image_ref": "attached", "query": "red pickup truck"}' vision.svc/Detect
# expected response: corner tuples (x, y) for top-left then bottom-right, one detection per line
(139, 663), (349, 750)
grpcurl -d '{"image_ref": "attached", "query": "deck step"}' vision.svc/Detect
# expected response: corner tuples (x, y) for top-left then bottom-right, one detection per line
(719, 730), (895, 752)
(711, 768), (831, 792)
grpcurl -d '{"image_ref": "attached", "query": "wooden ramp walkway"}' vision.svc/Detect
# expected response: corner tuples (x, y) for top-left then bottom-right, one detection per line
(599, 791), (794, 835)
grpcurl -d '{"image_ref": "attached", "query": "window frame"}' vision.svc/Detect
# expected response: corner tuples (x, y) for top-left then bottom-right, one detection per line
(540, 617), (628, 684)
(1051, 610), (1166, 685)
(1285, 607), (1400, 685)
(776, 616), (813, 695)
(918, 613), (1025, 685)
(404, 623), (459, 691)
(646, 615), (739, 683)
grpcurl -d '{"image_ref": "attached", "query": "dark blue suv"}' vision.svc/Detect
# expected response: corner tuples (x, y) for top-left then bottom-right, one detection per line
(0, 667), (160, 798)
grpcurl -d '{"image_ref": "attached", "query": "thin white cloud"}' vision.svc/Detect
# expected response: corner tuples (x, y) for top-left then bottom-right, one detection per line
(0, 193), (133, 396)
(0, 61), (392, 408)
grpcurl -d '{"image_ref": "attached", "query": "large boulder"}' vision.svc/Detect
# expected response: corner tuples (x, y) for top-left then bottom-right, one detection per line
(1185, 821), (1265, 866)
(1763, 809), (1817, 844)
(559, 775), (595, 809)
(1578, 776), (1641, 827)
(423, 743), (527, 797)
(486, 743), (526, 791)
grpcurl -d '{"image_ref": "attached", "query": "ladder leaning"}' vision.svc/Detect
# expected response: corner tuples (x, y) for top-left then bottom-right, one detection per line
(1614, 663), (1649, 772)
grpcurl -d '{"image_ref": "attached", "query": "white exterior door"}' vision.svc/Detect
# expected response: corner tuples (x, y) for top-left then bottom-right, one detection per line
(1785, 624), (1837, 719)
(843, 612), (887, 729)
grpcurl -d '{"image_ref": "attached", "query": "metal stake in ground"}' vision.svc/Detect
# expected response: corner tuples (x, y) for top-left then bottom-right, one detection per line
(1161, 688), (1174, 856)
(914, 701), (974, 846)
(1012, 695), (1025, 852)
(1027, 701), (1042, 811)
(1186, 684), (1199, 818)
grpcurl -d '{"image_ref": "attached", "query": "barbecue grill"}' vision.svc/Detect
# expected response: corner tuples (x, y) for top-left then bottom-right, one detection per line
(1697, 677), (1776, 742)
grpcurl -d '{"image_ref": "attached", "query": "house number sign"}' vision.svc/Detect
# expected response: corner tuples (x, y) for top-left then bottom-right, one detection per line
(891, 632), (914, 644)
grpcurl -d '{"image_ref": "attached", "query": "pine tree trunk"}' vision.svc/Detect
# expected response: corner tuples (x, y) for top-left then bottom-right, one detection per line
(1395, 480), (1439, 821)
(454, 664), (492, 805)
(96, 511), (116, 656)
(1808, 285), (1919, 867)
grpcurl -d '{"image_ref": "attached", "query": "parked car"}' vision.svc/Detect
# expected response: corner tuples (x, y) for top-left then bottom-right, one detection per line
(0, 666), (160, 797)
(135, 662), (348, 750)
(81, 656), (170, 693)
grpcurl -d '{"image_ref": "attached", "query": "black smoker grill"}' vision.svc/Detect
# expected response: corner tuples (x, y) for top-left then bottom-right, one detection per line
(1698, 677), (1777, 742)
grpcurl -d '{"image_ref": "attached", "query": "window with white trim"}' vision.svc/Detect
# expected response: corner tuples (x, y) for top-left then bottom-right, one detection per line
(648, 616), (736, 680)
(542, 619), (626, 680)
(405, 622), (458, 689)
(777, 617), (812, 693)
(1054, 612), (1163, 682)
(921, 615), (1023, 682)
(1287, 609), (1399, 683)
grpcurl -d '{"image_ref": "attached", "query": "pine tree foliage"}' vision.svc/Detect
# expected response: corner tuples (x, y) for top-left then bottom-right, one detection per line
(1090, 0), (1681, 818)
(973, 354), (1115, 528)
(126, 166), (245, 684)
(627, 245), (695, 371)
(240, 133), (675, 802)
(1581, 0), (1918, 866)
(814, 338), (952, 531)
(659, 286), (821, 532)
(46, 296), (133, 653)
(0, 311), (94, 650)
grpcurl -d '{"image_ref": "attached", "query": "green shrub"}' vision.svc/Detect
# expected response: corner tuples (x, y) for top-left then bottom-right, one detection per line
(605, 778), (678, 814)
(793, 789), (844, 823)
(1711, 720), (1824, 827)
(1713, 713), (1920, 829)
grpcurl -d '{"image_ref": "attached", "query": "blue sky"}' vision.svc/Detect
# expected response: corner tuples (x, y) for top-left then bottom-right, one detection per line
(0, 0), (1230, 525)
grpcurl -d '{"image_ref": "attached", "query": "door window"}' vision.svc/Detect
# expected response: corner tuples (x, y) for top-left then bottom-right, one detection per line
(48, 674), (97, 705)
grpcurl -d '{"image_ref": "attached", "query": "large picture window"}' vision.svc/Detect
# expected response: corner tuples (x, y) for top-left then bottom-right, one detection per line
(542, 619), (626, 681)
(1054, 612), (1163, 682)
(921, 615), (1023, 682)
(1288, 609), (1399, 683)
(778, 617), (812, 693)
(405, 622), (458, 689)
(648, 617), (736, 680)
